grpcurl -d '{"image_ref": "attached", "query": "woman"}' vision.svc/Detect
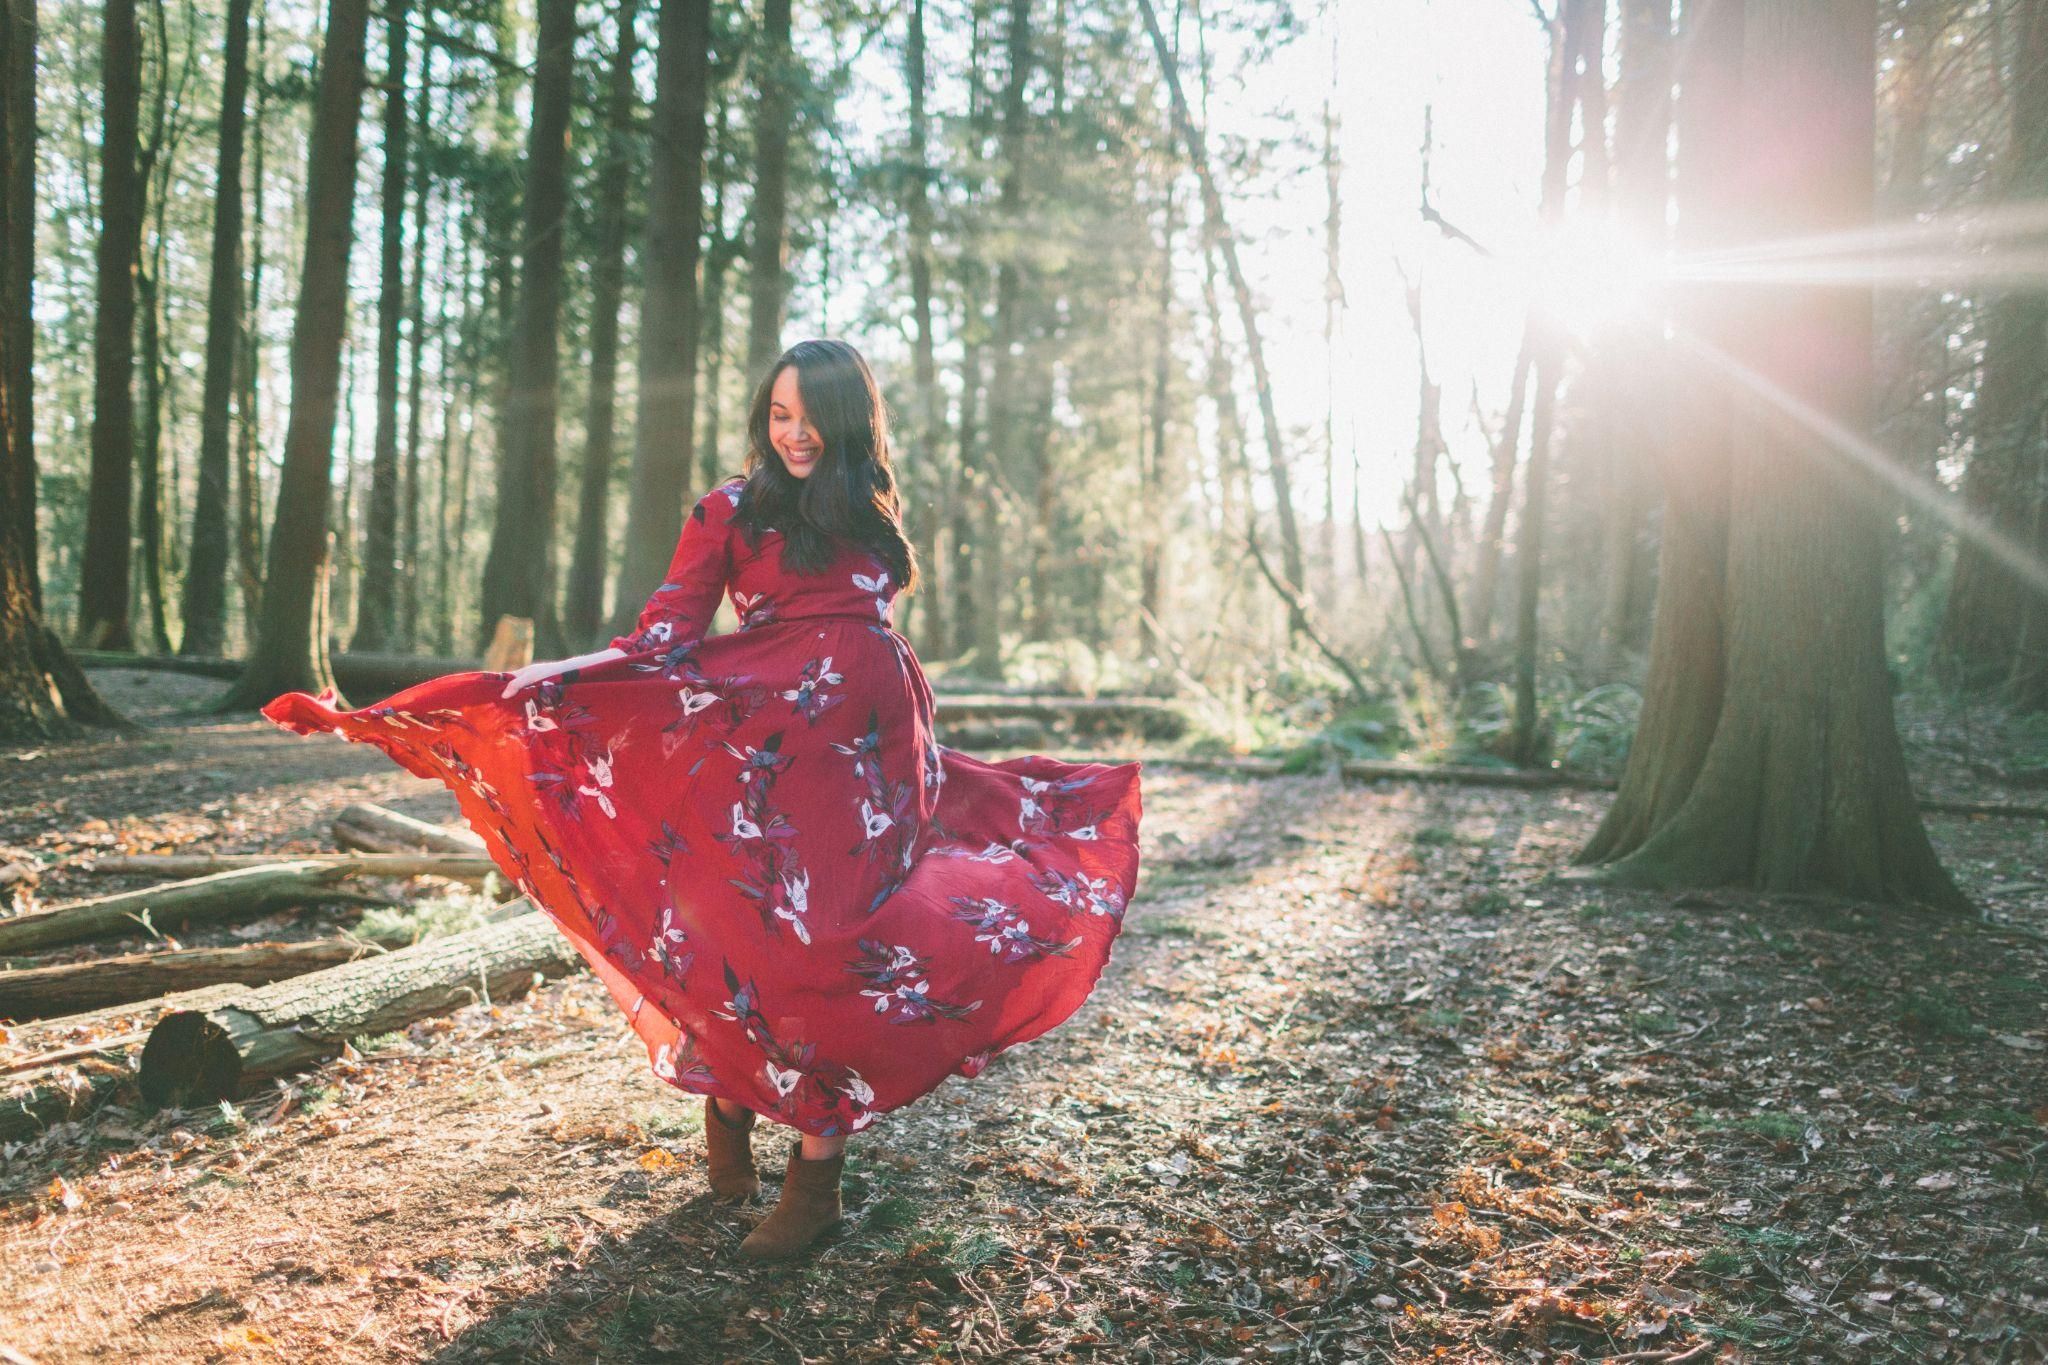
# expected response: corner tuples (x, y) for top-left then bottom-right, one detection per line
(263, 339), (1143, 1260)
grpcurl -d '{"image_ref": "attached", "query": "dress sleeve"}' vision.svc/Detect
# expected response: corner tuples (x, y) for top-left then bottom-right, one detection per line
(608, 481), (741, 655)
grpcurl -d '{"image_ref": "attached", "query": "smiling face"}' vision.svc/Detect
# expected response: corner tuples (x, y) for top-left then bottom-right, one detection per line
(768, 366), (824, 479)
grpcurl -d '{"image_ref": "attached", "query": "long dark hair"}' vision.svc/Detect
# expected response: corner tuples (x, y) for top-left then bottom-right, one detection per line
(731, 338), (919, 590)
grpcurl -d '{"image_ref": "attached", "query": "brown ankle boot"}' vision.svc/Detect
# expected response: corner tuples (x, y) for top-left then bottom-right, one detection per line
(738, 1143), (845, 1261)
(703, 1097), (760, 1201)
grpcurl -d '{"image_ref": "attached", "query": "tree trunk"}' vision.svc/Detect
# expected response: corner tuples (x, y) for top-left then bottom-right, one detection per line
(969, 0), (1034, 679)
(352, 0), (411, 652)
(745, 0), (793, 382)
(1937, 0), (2048, 699)
(213, 0), (372, 712)
(0, 861), (395, 956)
(609, 0), (711, 646)
(0, 939), (381, 1024)
(397, 21), (432, 652)
(0, 0), (127, 740)
(178, 0), (251, 657)
(233, 0), (270, 647)
(136, 911), (581, 1106)
(76, 0), (144, 651)
(1139, 0), (1305, 602)
(1582, 0), (1965, 909)
(3, 0), (36, 610)
(566, 0), (642, 650)
(903, 0), (946, 657)
(477, 0), (575, 659)
(1470, 331), (1532, 648)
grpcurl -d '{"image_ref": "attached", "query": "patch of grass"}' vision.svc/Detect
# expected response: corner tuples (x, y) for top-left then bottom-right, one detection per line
(1731, 1225), (1802, 1253)
(862, 1195), (921, 1234)
(1464, 889), (1513, 916)
(1698, 1245), (1745, 1276)
(1629, 1010), (1679, 1035)
(1413, 825), (1460, 848)
(1695, 1112), (1806, 1144)
(350, 891), (503, 948)
(1420, 1008), (1464, 1030)
(1134, 915), (1224, 942)
(1560, 1106), (1611, 1131)
(945, 1228), (1011, 1272)
(1896, 986), (1980, 1039)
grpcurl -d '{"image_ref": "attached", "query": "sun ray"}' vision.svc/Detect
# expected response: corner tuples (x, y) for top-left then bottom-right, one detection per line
(1663, 324), (2048, 600)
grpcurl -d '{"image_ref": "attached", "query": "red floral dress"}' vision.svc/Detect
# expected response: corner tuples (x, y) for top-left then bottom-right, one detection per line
(262, 475), (1144, 1136)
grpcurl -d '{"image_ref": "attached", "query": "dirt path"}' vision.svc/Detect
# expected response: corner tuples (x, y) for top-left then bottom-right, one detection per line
(3, 671), (2046, 1362)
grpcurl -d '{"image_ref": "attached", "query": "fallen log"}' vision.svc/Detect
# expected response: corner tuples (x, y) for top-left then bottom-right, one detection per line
(934, 694), (1189, 740)
(137, 911), (582, 1107)
(0, 982), (254, 1142)
(0, 939), (383, 1023)
(0, 861), (398, 956)
(74, 648), (480, 697)
(332, 803), (488, 856)
(77, 851), (495, 884)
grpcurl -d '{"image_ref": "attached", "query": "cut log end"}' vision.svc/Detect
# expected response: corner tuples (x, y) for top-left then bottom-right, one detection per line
(137, 1008), (246, 1107)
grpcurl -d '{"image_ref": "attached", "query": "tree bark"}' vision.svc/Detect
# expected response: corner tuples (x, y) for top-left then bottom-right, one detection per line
(1937, 0), (2048, 700)
(137, 911), (582, 1106)
(213, 0), (372, 712)
(332, 800), (487, 855)
(745, 0), (793, 381)
(0, 0), (126, 742)
(177, 0), (252, 657)
(1139, 0), (1305, 601)
(0, 940), (381, 1025)
(76, 0), (144, 651)
(1582, 0), (1965, 909)
(902, 0), (946, 657)
(477, 0), (576, 660)
(610, 0), (712, 647)
(0, 861), (396, 956)
(351, 0), (411, 653)
(566, 0), (642, 650)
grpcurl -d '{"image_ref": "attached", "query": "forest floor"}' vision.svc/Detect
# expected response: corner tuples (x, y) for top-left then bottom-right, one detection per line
(1, 667), (2046, 1363)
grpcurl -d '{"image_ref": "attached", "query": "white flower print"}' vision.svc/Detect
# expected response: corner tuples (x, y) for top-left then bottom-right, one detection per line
(729, 801), (764, 841)
(576, 745), (618, 818)
(851, 568), (891, 619)
(858, 798), (895, 841)
(676, 685), (718, 715)
(773, 866), (813, 945)
(521, 698), (558, 734)
(765, 1061), (802, 1097)
(1068, 822), (1099, 841)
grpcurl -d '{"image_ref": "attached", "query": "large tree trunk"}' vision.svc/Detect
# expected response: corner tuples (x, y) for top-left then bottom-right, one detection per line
(477, 0), (575, 659)
(177, 0), (251, 657)
(1585, 0), (1671, 676)
(566, 0), (642, 650)
(609, 0), (711, 645)
(76, 0), (144, 651)
(1582, 0), (1964, 909)
(3, 0), (35, 610)
(1937, 0), (2048, 701)
(351, 0), (411, 653)
(213, 0), (372, 712)
(745, 0), (793, 381)
(0, 0), (126, 740)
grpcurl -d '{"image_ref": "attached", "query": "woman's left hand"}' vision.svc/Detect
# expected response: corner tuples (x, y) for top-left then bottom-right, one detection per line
(499, 660), (567, 699)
